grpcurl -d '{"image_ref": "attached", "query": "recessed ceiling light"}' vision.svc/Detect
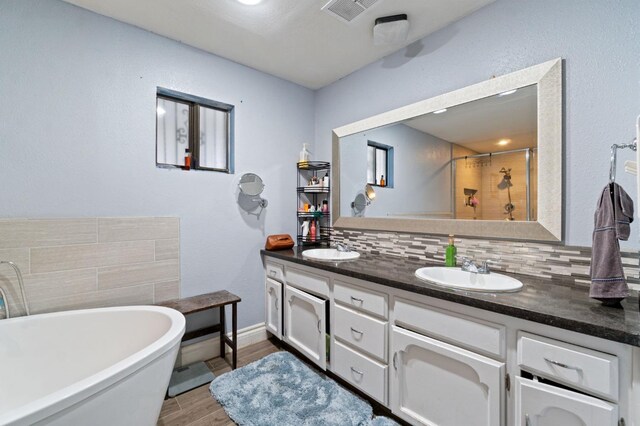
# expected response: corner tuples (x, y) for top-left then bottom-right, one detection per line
(497, 139), (511, 146)
(237, 0), (262, 4)
(498, 89), (517, 97)
(433, 108), (447, 114)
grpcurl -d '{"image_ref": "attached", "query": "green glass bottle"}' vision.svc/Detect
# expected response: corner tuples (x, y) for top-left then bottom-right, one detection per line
(445, 234), (457, 267)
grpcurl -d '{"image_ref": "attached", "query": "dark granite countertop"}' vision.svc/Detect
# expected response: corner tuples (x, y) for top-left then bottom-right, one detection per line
(262, 248), (640, 347)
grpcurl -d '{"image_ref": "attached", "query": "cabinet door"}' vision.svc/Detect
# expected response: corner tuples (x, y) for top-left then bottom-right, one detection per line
(390, 326), (504, 426)
(265, 278), (282, 339)
(284, 285), (327, 370)
(515, 377), (618, 426)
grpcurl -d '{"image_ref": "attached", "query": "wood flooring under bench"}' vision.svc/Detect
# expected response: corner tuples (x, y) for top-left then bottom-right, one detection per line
(157, 338), (283, 426)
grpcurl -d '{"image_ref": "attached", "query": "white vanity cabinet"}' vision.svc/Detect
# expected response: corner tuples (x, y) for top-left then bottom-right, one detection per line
(265, 278), (282, 339)
(390, 300), (505, 426)
(281, 265), (330, 370)
(264, 261), (284, 339)
(514, 377), (618, 426)
(515, 332), (620, 426)
(330, 278), (389, 404)
(284, 284), (327, 369)
(262, 257), (637, 426)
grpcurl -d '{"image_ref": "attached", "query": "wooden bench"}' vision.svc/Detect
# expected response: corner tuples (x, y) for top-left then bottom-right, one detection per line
(159, 290), (241, 369)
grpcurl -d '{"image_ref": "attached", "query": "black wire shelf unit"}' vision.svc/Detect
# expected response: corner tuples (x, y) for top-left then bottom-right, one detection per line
(297, 161), (331, 247)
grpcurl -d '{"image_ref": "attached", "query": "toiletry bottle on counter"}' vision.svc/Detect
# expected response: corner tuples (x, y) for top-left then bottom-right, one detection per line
(310, 220), (316, 241)
(380, 175), (385, 186)
(445, 234), (457, 267)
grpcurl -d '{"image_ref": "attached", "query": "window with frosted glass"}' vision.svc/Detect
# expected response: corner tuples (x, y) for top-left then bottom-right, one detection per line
(156, 88), (234, 173)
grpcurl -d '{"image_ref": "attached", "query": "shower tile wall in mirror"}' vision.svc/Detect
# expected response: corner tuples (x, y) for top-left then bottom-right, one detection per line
(340, 84), (537, 221)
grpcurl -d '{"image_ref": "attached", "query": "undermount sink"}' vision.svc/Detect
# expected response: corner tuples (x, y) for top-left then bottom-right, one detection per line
(302, 248), (360, 262)
(415, 267), (523, 292)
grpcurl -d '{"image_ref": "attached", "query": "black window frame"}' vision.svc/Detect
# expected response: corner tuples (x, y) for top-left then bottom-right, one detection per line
(367, 141), (394, 187)
(156, 87), (235, 173)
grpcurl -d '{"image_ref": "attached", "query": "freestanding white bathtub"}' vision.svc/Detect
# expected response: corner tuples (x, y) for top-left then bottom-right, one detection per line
(0, 306), (185, 426)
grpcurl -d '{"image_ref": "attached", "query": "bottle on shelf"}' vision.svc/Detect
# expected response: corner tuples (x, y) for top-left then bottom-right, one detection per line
(310, 220), (317, 241)
(183, 149), (192, 170)
(380, 175), (385, 186)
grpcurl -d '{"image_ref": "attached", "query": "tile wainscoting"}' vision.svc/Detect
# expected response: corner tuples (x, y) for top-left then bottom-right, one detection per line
(0, 217), (180, 318)
(333, 228), (640, 291)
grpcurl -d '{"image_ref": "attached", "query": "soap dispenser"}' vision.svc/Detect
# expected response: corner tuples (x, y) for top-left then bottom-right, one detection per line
(445, 234), (457, 267)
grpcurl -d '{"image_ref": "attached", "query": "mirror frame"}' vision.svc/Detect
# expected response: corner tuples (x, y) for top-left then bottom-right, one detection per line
(332, 58), (563, 242)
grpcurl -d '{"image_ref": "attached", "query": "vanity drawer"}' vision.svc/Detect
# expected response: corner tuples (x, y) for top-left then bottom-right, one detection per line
(334, 279), (387, 319)
(517, 332), (618, 401)
(394, 297), (505, 359)
(333, 304), (387, 361)
(285, 266), (330, 297)
(332, 340), (387, 404)
(265, 261), (284, 283)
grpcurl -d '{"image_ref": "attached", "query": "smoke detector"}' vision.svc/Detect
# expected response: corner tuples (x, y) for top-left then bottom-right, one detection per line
(322, 0), (380, 23)
(373, 14), (409, 46)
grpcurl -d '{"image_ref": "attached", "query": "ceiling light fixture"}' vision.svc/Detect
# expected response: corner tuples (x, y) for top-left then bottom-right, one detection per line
(497, 139), (511, 146)
(498, 89), (517, 97)
(373, 14), (409, 46)
(237, 0), (262, 5)
(433, 108), (447, 114)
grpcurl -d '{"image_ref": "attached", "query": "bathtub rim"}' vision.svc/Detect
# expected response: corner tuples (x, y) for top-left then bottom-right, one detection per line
(0, 305), (186, 425)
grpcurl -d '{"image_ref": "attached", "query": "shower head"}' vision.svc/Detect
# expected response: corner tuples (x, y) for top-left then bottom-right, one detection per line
(497, 167), (513, 189)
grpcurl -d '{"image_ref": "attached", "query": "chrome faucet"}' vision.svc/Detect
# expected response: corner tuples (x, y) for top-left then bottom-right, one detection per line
(0, 260), (30, 318)
(461, 257), (497, 274)
(335, 242), (352, 252)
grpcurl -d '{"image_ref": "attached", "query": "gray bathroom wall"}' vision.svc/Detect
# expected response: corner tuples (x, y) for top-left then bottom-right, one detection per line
(339, 124), (451, 218)
(0, 0), (315, 328)
(315, 0), (640, 248)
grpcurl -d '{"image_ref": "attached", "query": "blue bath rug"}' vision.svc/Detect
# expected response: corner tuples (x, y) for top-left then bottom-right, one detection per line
(210, 351), (398, 426)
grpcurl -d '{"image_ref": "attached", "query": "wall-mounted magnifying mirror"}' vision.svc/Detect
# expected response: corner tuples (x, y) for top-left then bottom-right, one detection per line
(351, 184), (376, 216)
(238, 173), (268, 219)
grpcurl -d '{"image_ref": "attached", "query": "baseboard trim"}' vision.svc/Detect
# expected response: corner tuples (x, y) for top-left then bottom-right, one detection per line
(176, 323), (268, 366)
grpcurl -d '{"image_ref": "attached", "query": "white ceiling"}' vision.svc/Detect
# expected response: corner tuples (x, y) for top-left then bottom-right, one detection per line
(61, 0), (495, 89)
(405, 84), (538, 153)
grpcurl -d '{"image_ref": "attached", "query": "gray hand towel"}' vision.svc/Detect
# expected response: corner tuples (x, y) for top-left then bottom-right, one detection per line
(589, 183), (633, 303)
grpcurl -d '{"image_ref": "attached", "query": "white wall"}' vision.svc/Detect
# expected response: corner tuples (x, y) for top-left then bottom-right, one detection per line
(315, 0), (640, 248)
(340, 124), (451, 218)
(0, 0), (315, 328)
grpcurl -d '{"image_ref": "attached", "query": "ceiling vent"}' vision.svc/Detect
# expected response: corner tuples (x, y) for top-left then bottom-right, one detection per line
(322, 0), (380, 23)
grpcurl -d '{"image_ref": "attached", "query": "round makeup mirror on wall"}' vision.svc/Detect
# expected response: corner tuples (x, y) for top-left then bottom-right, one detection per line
(238, 173), (268, 219)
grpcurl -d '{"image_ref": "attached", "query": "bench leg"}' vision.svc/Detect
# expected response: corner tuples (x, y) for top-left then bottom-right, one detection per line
(219, 306), (226, 359)
(232, 302), (237, 369)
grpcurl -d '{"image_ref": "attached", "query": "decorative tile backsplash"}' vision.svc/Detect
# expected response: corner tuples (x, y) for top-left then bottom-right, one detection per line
(0, 218), (180, 318)
(333, 228), (640, 290)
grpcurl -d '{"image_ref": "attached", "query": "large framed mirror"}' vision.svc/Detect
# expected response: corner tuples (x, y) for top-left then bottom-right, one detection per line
(332, 58), (562, 241)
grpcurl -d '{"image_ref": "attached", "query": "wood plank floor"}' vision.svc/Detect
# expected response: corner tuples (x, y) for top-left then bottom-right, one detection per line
(157, 338), (283, 426)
